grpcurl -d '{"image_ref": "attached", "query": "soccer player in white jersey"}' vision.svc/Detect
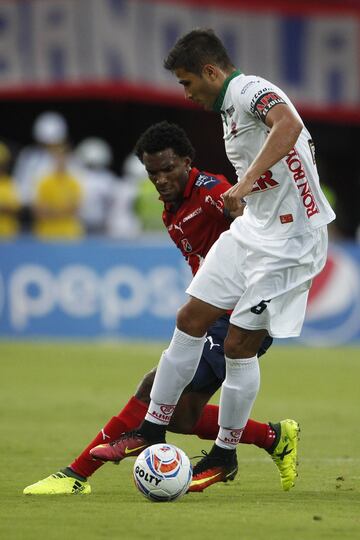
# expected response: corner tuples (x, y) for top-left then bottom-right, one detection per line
(91, 28), (335, 492)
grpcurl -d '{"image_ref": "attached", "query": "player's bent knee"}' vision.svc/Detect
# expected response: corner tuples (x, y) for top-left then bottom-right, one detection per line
(176, 305), (203, 336)
(134, 368), (156, 403)
(176, 299), (220, 337)
(224, 341), (258, 359)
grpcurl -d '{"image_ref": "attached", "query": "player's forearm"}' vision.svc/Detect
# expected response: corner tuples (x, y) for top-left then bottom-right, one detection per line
(243, 115), (303, 187)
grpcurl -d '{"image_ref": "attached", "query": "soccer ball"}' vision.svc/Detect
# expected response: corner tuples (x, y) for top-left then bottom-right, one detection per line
(133, 443), (192, 502)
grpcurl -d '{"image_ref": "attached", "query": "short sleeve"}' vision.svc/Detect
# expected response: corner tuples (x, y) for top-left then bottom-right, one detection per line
(237, 76), (287, 124)
(198, 174), (232, 219)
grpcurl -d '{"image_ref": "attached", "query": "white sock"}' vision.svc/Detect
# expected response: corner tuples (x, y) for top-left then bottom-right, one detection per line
(145, 327), (206, 425)
(216, 355), (260, 450)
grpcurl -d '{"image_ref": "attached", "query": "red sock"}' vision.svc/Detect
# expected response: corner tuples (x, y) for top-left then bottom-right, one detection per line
(241, 419), (276, 449)
(191, 404), (219, 440)
(192, 404), (275, 449)
(70, 396), (148, 478)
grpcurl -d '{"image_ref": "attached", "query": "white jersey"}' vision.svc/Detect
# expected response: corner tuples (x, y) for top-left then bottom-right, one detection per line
(214, 72), (336, 240)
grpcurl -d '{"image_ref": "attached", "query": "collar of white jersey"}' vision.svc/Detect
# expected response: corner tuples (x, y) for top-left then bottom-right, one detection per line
(212, 69), (242, 113)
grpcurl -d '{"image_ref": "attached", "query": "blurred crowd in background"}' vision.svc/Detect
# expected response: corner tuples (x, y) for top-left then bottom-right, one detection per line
(0, 109), (346, 243)
(0, 110), (167, 241)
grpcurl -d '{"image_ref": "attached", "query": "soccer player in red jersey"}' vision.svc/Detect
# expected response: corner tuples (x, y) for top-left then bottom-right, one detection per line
(24, 122), (295, 495)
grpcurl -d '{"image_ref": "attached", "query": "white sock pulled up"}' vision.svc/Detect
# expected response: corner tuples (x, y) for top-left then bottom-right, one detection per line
(216, 355), (260, 450)
(145, 327), (206, 425)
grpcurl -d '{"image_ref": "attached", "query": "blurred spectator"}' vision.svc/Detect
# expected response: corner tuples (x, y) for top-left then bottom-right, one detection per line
(14, 111), (72, 205)
(105, 153), (142, 239)
(74, 138), (116, 235)
(122, 153), (163, 232)
(33, 144), (83, 240)
(0, 142), (21, 238)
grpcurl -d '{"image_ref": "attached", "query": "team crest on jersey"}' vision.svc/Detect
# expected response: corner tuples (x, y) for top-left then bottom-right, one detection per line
(181, 238), (192, 253)
(195, 174), (220, 189)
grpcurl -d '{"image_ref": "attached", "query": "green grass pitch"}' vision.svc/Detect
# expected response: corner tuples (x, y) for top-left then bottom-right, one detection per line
(0, 342), (359, 540)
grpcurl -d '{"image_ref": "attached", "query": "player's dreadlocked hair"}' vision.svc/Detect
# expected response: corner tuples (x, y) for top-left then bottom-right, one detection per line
(135, 121), (195, 162)
(164, 28), (234, 75)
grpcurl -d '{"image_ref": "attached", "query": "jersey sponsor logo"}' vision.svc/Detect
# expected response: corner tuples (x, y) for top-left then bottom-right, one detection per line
(280, 213), (294, 224)
(205, 194), (224, 213)
(285, 147), (319, 218)
(250, 90), (286, 122)
(181, 238), (192, 253)
(195, 174), (220, 189)
(183, 207), (203, 223)
(250, 170), (280, 193)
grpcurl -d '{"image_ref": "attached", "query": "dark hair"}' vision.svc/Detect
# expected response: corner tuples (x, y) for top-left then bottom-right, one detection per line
(164, 28), (234, 75)
(134, 121), (195, 162)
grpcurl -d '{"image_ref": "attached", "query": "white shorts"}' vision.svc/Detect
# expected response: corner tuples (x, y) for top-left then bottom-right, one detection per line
(186, 226), (328, 338)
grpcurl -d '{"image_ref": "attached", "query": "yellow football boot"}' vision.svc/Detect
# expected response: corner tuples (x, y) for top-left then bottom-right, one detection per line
(268, 419), (300, 491)
(23, 471), (91, 495)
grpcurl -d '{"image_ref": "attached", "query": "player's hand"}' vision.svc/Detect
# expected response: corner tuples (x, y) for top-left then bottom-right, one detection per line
(222, 178), (254, 212)
(229, 201), (246, 219)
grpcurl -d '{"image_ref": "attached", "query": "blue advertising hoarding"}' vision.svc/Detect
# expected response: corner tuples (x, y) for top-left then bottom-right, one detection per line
(0, 237), (359, 344)
(299, 243), (360, 346)
(0, 237), (190, 340)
